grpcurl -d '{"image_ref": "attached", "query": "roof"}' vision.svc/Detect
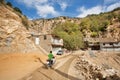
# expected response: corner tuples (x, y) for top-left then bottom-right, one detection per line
(84, 38), (119, 43)
(99, 38), (117, 43)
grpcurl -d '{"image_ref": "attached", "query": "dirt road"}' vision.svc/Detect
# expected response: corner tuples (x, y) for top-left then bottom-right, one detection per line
(0, 51), (119, 80)
(21, 54), (80, 80)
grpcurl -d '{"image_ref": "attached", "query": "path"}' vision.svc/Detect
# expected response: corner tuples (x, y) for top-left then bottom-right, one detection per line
(21, 54), (80, 80)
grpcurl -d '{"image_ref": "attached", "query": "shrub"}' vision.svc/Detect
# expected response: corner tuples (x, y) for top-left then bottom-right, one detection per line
(6, 2), (12, 7)
(91, 32), (98, 38)
(52, 22), (84, 50)
(22, 16), (29, 30)
(14, 7), (22, 14)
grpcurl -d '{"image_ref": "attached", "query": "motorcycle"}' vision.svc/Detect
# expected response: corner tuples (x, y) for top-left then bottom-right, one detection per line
(46, 57), (56, 68)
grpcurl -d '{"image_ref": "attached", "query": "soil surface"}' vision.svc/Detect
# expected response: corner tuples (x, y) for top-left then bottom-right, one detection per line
(21, 53), (79, 80)
(0, 51), (120, 80)
(0, 53), (47, 80)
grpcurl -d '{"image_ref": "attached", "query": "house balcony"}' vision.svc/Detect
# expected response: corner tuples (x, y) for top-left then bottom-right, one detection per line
(51, 42), (63, 46)
(88, 42), (99, 46)
(51, 39), (63, 47)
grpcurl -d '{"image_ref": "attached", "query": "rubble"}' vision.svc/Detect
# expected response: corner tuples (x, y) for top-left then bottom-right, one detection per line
(75, 55), (120, 80)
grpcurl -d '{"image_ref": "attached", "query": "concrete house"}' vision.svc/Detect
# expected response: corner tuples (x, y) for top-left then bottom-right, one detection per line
(85, 38), (100, 50)
(100, 38), (120, 52)
(30, 32), (63, 54)
(84, 38), (120, 52)
(51, 36), (63, 54)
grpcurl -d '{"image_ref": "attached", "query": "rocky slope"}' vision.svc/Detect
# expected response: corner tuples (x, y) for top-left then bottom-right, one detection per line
(0, 0), (119, 53)
(32, 16), (81, 34)
(0, 1), (41, 53)
(107, 22), (120, 41)
(33, 11), (120, 41)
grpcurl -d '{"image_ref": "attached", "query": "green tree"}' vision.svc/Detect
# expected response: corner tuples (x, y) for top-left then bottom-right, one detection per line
(52, 21), (84, 50)
(6, 2), (12, 7)
(80, 18), (91, 31)
(91, 32), (98, 38)
(99, 21), (109, 32)
(0, 0), (5, 4)
(14, 7), (22, 14)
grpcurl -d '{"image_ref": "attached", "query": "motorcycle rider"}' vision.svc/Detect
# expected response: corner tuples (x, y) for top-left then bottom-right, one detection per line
(48, 51), (54, 67)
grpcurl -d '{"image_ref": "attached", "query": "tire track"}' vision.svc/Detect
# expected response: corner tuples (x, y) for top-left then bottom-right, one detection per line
(22, 55), (79, 80)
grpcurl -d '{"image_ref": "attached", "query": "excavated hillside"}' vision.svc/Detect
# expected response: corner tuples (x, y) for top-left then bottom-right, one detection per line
(0, 1), (41, 53)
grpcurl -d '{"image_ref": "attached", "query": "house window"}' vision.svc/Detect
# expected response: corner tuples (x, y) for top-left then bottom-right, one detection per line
(110, 43), (113, 45)
(44, 35), (47, 40)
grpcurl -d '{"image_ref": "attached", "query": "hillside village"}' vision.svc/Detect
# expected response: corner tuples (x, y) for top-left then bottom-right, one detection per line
(0, 0), (120, 80)
(0, 0), (120, 53)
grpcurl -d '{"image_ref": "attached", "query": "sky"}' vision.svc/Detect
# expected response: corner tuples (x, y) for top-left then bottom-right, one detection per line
(6, 0), (120, 19)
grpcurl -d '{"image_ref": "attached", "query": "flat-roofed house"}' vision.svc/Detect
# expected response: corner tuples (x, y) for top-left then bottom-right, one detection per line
(84, 38), (100, 50)
(30, 32), (63, 54)
(84, 38), (120, 52)
(51, 36), (63, 54)
(100, 38), (120, 52)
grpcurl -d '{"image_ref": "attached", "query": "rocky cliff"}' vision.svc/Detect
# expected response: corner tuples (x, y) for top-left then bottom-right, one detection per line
(0, 1), (41, 53)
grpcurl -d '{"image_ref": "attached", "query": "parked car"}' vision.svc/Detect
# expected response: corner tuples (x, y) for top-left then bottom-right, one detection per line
(57, 50), (63, 55)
